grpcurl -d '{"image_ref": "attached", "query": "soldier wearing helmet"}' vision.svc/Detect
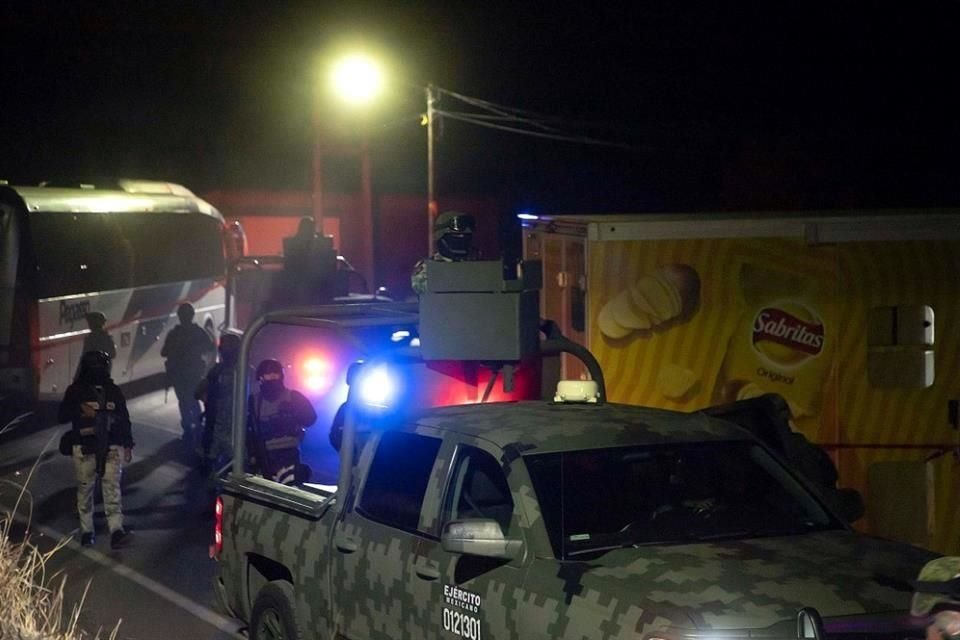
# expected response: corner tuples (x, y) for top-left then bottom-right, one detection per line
(248, 358), (317, 485)
(58, 350), (134, 549)
(913, 557), (960, 640)
(410, 211), (477, 295)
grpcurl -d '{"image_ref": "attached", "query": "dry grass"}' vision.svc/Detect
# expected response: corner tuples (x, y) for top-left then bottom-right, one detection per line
(0, 418), (120, 640)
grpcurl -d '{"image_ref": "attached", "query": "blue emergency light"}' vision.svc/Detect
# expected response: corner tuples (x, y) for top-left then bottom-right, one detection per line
(356, 365), (397, 408)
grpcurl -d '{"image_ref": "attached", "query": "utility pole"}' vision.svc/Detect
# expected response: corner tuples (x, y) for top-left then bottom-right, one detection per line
(426, 83), (438, 254)
(312, 108), (324, 231)
(358, 134), (374, 290)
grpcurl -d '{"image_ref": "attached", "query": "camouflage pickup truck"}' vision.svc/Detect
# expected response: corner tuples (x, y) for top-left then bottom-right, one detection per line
(215, 395), (933, 640)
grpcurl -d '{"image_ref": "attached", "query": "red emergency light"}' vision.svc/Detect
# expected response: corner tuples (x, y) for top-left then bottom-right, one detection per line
(300, 355), (334, 395)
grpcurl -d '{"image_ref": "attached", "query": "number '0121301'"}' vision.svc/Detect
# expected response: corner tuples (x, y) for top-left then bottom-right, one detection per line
(442, 608), (481, 640)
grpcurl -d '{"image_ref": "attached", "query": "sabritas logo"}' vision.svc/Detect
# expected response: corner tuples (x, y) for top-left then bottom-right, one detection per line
(752, 303), (824, 365)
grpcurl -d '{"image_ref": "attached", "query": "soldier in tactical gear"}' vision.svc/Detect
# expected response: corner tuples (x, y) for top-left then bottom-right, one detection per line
(161, 302), (215, 444)
(248, 358), (317, 485)
(196, 332), (242, 479)
(913, 557), (960, 640)
(58, 350), (134, 548)
(279, 216), (339, 305)
(410, 211), (476, 295)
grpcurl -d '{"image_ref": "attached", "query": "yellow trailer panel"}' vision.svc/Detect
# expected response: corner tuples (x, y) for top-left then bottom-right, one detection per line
(525, 212), (960, 553)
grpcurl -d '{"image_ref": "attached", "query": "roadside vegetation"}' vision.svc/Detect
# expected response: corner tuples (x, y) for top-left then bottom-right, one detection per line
(0, 420), (119, 639)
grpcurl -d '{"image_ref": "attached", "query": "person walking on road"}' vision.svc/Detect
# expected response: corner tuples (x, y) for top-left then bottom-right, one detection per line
(82, 311), (116, 361)
(195, 332), (241, 479)
(73, 311), (117, 381)
(248, 358), (317, 485)
(161, 303), (215, 445)
(58, 350), (134, 549)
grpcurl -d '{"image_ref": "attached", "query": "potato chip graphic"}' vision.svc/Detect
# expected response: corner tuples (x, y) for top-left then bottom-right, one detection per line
(610, 288), (653, 330)
(630, 274), (675, 323)
(597, 263), (701, 341)
(658, 263), (700, 319)
(656, 364), (700, 400)
(598, 300), (633, 339)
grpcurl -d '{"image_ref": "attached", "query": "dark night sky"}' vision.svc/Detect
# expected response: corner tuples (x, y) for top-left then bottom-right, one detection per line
(3, 1), (960, 213)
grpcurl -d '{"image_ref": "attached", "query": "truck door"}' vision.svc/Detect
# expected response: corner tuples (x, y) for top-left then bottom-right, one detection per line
(332, 429), (444, 640)
(412, 441), (528, 640)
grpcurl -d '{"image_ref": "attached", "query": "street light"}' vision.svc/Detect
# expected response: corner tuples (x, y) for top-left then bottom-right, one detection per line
(312, 52), (386, 291)
(330, 55), (385, 106)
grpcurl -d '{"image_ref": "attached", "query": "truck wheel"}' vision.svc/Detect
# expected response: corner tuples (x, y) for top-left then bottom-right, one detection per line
(250, 581), (306, 640)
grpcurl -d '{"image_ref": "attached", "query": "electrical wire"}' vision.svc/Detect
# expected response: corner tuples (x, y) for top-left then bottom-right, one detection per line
(434, 109), (637, 150)
(437, 88), (563, 134)
(438, 87), (573, 125)
(433, 85), (651, 150)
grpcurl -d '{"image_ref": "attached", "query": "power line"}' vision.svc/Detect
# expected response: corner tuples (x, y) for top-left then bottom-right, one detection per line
(434, 110), (638, 150)
(437, 88), (563, 134)
(433, 85), (656, 151)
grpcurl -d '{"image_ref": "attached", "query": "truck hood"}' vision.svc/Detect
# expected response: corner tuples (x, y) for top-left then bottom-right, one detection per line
(568, 530), (934, 630)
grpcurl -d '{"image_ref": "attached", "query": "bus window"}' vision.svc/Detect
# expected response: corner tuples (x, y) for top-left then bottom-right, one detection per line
(29, 212), (225, 297)
(125, 214), (223, 287)
(29, 212), (132, 298)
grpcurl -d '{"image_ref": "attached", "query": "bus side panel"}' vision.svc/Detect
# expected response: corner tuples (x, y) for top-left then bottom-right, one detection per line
(35, 279), (224, 400)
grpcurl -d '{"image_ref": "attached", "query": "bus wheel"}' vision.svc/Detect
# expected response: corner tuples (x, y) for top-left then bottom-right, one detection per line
(250, 581), (305, 640)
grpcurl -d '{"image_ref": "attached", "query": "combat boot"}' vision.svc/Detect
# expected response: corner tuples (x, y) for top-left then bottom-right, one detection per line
(110, 528), (133, 549)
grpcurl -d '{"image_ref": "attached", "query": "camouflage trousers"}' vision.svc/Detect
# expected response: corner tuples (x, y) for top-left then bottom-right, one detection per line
(72, 445), (124, 534)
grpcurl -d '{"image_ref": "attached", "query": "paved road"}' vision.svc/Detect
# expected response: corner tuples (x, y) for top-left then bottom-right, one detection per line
(0, 390), (245, 639)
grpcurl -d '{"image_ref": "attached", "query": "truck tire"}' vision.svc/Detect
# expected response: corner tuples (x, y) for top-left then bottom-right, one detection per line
(250, 581), (306, 640)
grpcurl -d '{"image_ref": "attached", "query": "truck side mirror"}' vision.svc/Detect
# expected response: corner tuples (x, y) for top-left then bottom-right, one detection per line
(441, 519), (524, 561)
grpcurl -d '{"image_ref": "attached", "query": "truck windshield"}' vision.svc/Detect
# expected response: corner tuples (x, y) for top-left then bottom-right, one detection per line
(524, 440), (841, 560)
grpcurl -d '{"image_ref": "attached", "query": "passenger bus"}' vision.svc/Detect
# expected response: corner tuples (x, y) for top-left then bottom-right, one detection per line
(0, 180), (227, 408)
